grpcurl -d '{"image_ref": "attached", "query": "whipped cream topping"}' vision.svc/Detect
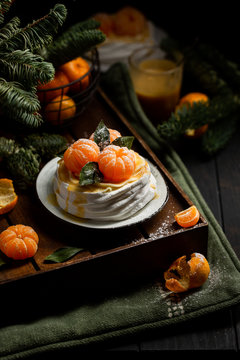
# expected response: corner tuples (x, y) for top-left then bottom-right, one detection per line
(53, 153), (157, 221)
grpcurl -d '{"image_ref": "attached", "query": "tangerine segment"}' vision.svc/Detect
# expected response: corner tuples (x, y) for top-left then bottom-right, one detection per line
(89, 128), (121, 143)
(98, 145), (135, 183)
(0, 224), (39, 260)
(0, 178), (18, 215)
(64, 139), (100, 175)
(175, 205), (200, 228)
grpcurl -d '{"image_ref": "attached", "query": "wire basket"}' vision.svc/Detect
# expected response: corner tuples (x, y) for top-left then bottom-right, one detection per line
(38, 48), (100, 127)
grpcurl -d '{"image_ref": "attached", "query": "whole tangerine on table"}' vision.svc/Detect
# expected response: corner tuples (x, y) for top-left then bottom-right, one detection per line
(37, 70), (70, 104)
(176, 92), (209, 138)
(164, 252), (210, 293)
(59, 57), (90, 94)
(44, 94), (76, 125)
(0, 224), (39, 260)
(0, 178), (18, 215)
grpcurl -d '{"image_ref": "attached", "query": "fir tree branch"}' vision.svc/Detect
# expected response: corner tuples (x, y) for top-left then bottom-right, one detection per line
(0, 49), (55, 86)
(45, 28), (105, 67)
(6, 147), (41, 189)
(0, 136), (19, 157)
(0, 0), (12, 25)
(0, 16), (20, 42)
(201, 115), (238, 156)
(0, 3), (67, 52)
(22, 132), (67, 158)
(0, 77), (40, 113)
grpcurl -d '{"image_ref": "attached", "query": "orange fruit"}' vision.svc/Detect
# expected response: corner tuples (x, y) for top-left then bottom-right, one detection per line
(44, 95), (76, 125)
(59, 57), (90, 94)
(164, 253), (210, 293)
(176, 92), (209, 138)
(98, 145), (136, 183)
(113, 6), (146, 36)
(63, 138), (100, 175)
(89, 128), (121, 143)
(93, 13), (114, 36)
(37, 70), (70, 103)
(188, 252), (210, 289)
(0, 224), (39, 260)
(174, 205), (200, 228)
(0, 178), (18, 215)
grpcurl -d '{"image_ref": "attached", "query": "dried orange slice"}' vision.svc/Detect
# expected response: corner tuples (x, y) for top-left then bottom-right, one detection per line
(63, 138), (100, 175)
(0, 224), (39, 260)
(98, 145), (135, 183)
(174, 205), (200, 228)
(0, 178), (18, 215)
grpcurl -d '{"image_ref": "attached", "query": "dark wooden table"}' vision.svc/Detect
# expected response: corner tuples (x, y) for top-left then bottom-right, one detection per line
(106, 123), (240, 353)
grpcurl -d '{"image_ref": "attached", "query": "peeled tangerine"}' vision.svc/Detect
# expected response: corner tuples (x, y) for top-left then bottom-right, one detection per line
(0, 224), (39, 260)
(164, 253), (210, 293)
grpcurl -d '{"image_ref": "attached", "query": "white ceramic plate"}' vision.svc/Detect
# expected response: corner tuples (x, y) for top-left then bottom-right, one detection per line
(36, 157), (168, 229)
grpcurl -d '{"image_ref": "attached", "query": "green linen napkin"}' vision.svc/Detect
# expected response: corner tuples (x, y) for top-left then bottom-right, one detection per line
(0, 63), (240, 360)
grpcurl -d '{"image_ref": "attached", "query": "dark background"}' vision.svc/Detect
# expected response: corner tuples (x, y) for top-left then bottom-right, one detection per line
(7, 0), (240, 62)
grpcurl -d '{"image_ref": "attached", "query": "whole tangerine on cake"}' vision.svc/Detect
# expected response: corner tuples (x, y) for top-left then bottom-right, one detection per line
(98, 144), (136, 183)
(0, 224), (39, 260)
(89, 128), (121, 143)
(63, 138), (100, 175)
(164, 253), (210, 293)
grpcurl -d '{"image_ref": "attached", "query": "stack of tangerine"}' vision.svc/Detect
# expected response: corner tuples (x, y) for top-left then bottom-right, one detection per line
(37, 57), (91, 126)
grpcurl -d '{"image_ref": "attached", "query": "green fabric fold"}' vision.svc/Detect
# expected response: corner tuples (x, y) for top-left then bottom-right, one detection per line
(0, 62), (240, 360)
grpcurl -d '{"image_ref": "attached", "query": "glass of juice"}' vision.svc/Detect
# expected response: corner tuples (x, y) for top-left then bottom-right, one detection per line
(128, 45), (183, 125)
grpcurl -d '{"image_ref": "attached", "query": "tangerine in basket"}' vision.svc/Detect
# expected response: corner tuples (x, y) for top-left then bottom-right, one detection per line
(63, 138), (100, 175)
(0, 178), (18, 215)
(44, 94), (76, 125)
(174, 205), (200, 228)
(98, 144), (136, 183)
(164, 252), (210, 293)
(59, 57), (90, 94)
(89, 128), (121, 143)
(0, 224), (39, 260)
(176, 92), (209, 138)
(37, 70), (70, 103)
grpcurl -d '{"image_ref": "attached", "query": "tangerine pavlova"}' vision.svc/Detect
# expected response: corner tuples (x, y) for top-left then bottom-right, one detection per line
(53, 121), (158, 222)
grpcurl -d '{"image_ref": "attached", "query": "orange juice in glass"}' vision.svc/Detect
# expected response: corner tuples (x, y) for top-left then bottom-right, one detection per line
(129, 46), (183, 125)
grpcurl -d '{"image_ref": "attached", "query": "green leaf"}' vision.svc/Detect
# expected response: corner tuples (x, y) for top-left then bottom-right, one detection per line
(79, 161), (103, 186)
(112, 136), (134, 149)
(93, 120), (110, 150)
(44, 247), (85, 263)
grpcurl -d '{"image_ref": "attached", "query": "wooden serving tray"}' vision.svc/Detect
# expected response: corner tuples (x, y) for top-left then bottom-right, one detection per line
(0, 88), (208, 291)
